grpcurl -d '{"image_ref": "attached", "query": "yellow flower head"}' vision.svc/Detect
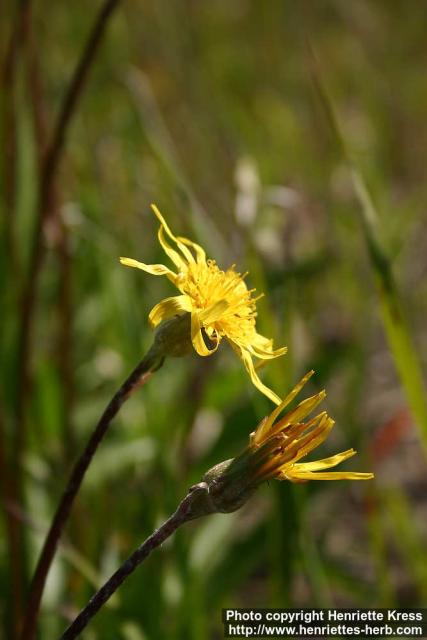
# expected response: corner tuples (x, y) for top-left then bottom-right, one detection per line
(120, 205), (287, 404)
(198, 371), (373, 515)
(247, 370), (374, 483)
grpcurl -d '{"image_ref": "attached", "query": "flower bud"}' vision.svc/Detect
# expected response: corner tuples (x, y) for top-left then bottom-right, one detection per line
(152, 313), (193, 359)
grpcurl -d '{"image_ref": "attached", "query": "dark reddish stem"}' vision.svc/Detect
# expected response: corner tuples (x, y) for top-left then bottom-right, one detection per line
(15, 0), (121, 448)
(2, 2), (37, 632)
(1, 0), (32, 268)
(13, 0), (120, 474)
(59, 484), (209, 640)
(0, 401), (24, 638)
(20, 351), (158, 640)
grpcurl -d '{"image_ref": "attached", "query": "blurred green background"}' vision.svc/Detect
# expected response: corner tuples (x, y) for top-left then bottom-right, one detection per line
(1, 1), (427, 638)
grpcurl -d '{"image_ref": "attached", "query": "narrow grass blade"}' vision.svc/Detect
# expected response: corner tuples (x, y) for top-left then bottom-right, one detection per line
(383, 487), (427, 604)
(307, 43), (427, 455)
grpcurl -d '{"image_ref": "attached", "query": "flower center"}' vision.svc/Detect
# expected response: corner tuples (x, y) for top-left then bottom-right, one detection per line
(179, 260), (258, 340)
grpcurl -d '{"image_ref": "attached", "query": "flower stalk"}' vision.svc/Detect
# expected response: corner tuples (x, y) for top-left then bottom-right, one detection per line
(59, 482), (214, 640)
(21, 314), (192, 640)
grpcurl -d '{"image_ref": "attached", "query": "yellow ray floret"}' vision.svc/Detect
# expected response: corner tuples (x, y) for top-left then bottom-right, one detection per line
(248, 372), (374, 483)
(120, 204), (287, 404)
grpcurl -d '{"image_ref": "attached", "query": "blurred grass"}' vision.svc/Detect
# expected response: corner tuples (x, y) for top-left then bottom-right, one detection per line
(307, 40), (427, 454)
(2, 1), (427, 639)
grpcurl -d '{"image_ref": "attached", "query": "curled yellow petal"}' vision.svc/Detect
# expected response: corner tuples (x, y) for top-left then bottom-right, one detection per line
(247, 344), (288, 360)
(158, 226), (187, 270)
(119, 257), (177, 284)
(254, 370), (315, 444)
(246, 332), (288, 360)
(177, 235), (207, 265)
(237, 346), (282, 405)
(191, 312), (219, 356)
(293, 449), (356, 472)
(151, 204), (195, 264)
(285, 470), (374, 481)
(148, 295), (192, 328)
